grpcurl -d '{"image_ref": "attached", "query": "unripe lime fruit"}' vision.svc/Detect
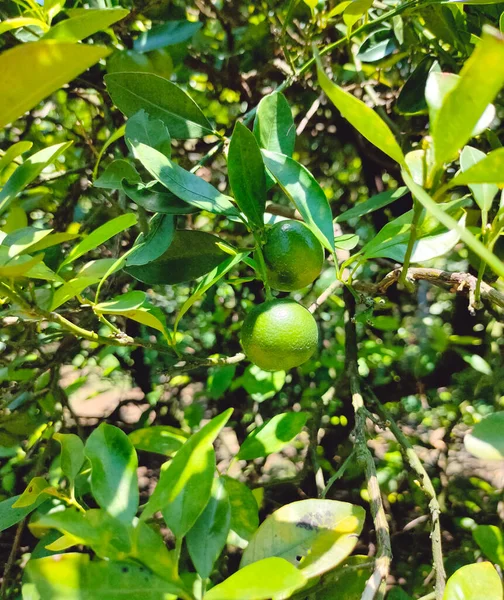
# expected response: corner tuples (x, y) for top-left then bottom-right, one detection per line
(241, 299), (318, 372)
(260, 220), (324, 292)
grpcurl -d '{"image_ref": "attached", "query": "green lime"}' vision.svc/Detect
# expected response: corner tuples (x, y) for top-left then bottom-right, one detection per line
(260, 220), (324, 291)
(241, 299), (318, 372)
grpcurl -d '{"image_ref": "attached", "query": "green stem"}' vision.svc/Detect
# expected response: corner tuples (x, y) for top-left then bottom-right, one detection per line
(399, 200), (422, 287)
(321, 451), (355, 498)
(253, 231), (273, 300)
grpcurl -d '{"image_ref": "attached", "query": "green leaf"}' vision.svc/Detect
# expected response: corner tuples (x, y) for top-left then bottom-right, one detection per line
(130, 520), (179, 581)
(105, 72), (213, 139)
(335, 187), (408, 223)
(205, 557), (307, 600)
(221, 475), (259, 541)
(462, 352), (492, 375)
(0, 141), (33, 175)
(26, 553), (189, 600)
(126, 214), (175, 267)
(315, 49), (405, 166)
(431, 27), (504, 168)
(141, 409), (233, 537)
(125, 229), (231, 285)
(261, 150), (335, 252)
(60, 213), (137, 269)
(253, 92), (296, 157)
(473, 525), (504, 568)
(334, 233), (360, 251)
(240, 365), (286, 403)
(128, 426), (188, 456)
(464, 412), (504, 461)
(443, 562), (503, 600)
(402, 170), (504, 278)
(12, 477), (62, 508)
(187, 477), (231, 579)
(174, 251), (248, 332)
(0, 17), (49, 35)
(450, 147), (504, 188)
(133, 143), (238, 216)
(94, 291), (146, 313)
(2, 227), (53, 258)
(24, 232), (80, 254)
(0, 142), (72, 215)
(1, 495), (45, 533)
(305, 556), (373, 600)
(122, 180), (198, 214)
(94, 160), (141, 189)
(0, 250), (44, 278)
(228, 121), (267, 229)
(85, 423), (139, 523)
(133, 20), (202, 52)
(343, 0), (374, 33)
(125, 110), (172, 156)
(0, 41), (110, 130)
(93, 125), (126, 179)
(237, 412), (309, 461)
(241, 499), (366, 578)
(42, 8), (129, 42)
(53, 433), (85, 486)
(397, 57), (436, 115)
(356, 29), (397, 63)
(460, 147), (499, 213)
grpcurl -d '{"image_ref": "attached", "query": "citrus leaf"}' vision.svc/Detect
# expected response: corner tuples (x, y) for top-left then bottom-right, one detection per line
(262, 150), (335, 252)
(105, 72), (213, 139)
(0, 17), (49, 35)
(12, 477), (62, 508)
(0, 494), (48, 533)
(2, 227), (53, 258)
(335, 187), (408, 223)
(141, 409), (233, 537)
(205, 557), (307, 600)
(92, 125), (125, 179)
(125, 229), (231, 285)
(0, 41), (110, 130)
(237, 412), (309, 461)
(315, 48), (405, 166)
(253, 92), (296, 157)
(132, 143), (238, 217)
(94, 159), (141, 189)
(122, 179), (198, 214)
(228, 121), (267, 229)
(397, 56), (436, 115)
(186, 477), (231, 579)
(42, 8), (129, 42)
(443, 562), (503, 600)
(0, 141), (33, 174)
(126, 214), (175, 267)
(133, 20), (202, 53)
(85, 424), (139, 523)
(221, 475), (259, 541)
(128, 426), (188, 456)
(473, 525), (504, 568)
(53, 433), (85, 486)
(464, 412), (504, 460)
(241, 499), (366, 578)
(450, 147), (504, 188)
(125, 109), (172, 156)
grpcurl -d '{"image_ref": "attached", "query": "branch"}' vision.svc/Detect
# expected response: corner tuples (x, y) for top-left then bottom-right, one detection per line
(355, 267), (504, 312)
(364, 385), (446, 599)
(343, 287), (391, 600)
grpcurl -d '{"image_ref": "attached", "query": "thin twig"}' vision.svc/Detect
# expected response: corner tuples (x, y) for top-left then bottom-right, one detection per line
(0, 518), (25, 599)
(296, 94), (323, 135)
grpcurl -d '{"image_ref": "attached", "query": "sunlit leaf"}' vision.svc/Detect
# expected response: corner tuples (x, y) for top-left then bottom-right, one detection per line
(464, 412), (504, 461)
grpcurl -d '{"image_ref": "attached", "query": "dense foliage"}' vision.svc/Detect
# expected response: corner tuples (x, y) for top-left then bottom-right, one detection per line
(0, 0), (503, 599)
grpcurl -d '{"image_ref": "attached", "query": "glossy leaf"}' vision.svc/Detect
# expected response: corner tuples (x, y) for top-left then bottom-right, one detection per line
(187, 477), (231, 579)
(134, 20), (202, 52)
(85, 423), (139, 523)
(431, 27), (504, 167)
(12, 477), (62, 508)
(0, 17), (49, 35)
(343, 0), (373, 33)
(94, 160), (141, 189)
(0, 41), (110, 130)
(459, 146), (498, 213)
(402, 170), (504, 278)
(128, 426), (188, 456)
(237, 412), (309, 461)
(92, 125), (125, 179)
(0, 494), (47, 533)
(130, 520), (179, 581)
(60, 213), (137, 269)
(174, 251), (248, 331)
(334, 233), (360, 250)
(132, 143), (238, 217)
(397, 56), (436, 115)
(228, 121), (267, 229)
(262, 150), (335, 252)
(308, 556), (373, 600)
(126, 214), (175, 267)
(335, 187), (408, 222)
(253, 92), (296, 157)
(0, 250), (44, 278)
(125, 109), (172, 156)
(205, 557), (307, 600)
(222, 475), (259, 541)
(105, 72), (213, 139)
(141, 409), (233, 537)
(0, 141), (33, 174)
(125, 230), (231, 285)
(2, 227), (52, 258)
(53, 433), (85, 486)
(315, 49), (405, 166)
(26, 553), (189, 600)
(241, 499), (366, 578)
(464, 412), (504, 460)
(357, 29), (397, 63)
(443, 562), (503, 600)
(0, 142), (72, 215)
(122, 180), (198, 214)
(450, 147), (504, 187)
(473, 525), (504, 568)
(42, 8), (129, 42)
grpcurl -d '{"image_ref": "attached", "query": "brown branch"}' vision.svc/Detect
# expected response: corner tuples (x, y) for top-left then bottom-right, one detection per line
(0, 518), (25, 598)
(355, 267), (504, 311)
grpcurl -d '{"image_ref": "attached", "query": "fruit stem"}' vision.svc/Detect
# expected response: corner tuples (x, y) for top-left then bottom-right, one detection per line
(253, 231), (273, 300)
